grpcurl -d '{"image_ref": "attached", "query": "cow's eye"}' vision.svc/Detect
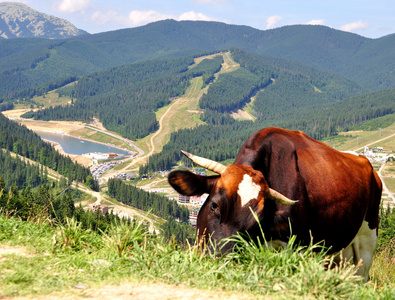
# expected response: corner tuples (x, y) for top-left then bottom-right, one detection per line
(210, 201), (218, 211)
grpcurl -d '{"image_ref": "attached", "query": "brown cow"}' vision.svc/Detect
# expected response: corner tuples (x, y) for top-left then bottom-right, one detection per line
(168, 127), (382, 281)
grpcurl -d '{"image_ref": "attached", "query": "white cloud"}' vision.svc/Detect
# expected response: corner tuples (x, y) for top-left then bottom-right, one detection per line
(307, 19), (325, 25)
(127, 10), (173, 27)
(179, 11), (216, 21)
(266, 15), (283, 29)
(90, 9), (218, 28)
(340, 20), (370, 32)
(91, 10), (121, 26)
(56, 0), (92, 13)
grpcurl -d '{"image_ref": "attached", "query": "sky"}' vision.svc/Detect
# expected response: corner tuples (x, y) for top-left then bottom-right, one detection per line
(4, 0), (395, 38)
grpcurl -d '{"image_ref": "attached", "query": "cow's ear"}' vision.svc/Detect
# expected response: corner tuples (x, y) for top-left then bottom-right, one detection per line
(168, 170), (218, 196)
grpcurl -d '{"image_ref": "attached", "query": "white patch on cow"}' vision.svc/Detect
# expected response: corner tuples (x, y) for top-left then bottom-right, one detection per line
(237, 174), (261, 207)
(337, 221), (377, 282)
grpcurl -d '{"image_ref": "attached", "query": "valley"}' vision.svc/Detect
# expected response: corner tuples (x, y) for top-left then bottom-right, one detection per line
(2, 51), (394, 213)
(0, 52), (243, 228)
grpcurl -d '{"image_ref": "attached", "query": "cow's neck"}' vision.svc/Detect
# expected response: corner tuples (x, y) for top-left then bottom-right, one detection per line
(249, 200), (292, 242)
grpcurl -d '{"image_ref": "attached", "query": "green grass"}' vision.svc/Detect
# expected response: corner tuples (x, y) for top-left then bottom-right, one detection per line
(31, 89), (72, 108)
(383, 177), (395, 193)
(370, 238), (395, 289)
(69, 127), (133, 151)
(322, 121), (395, 152)
(1, 215), (394, 299)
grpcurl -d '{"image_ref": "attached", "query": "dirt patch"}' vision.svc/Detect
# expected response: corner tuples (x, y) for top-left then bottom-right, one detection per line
(69, 155), (93, 168)
(83, 282), (255, 300)
(231, 109), (254, 121)
(187, 110), (203, 114)
(19, 120), (85, 134)
(47, 141), (93, 167)
(1, 109), (36, 118)
(5, 282), (256, 300)
(0, 245), (30, 263)
(2, 110), (86, 134)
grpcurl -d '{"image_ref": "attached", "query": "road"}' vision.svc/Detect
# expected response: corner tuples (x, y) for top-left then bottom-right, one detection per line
(124, 96), (179, 169)
(347, 131), (395, 207)
(349, 132), (395, 152)
(378, 162), (395, 208)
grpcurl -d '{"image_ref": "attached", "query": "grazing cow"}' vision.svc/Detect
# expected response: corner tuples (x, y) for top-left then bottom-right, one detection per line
(168, 127), (382, 281)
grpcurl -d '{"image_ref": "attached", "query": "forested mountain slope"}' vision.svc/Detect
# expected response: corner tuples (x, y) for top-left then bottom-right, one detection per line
(201, 49), (366, 114)
(140, 86), (395, 174)
(0, 113), (98, 191)
(22, 55), (223, 139)
(1, 19), (395, 103)
(23, 50), (366, 140)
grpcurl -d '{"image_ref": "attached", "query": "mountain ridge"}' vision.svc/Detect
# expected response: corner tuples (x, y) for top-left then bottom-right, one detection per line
(0, 2), (88, 39)
(0, 15), (394, 113)
(14, 19), (395, 90)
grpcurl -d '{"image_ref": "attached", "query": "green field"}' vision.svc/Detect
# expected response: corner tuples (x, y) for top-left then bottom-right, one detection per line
(69, 127), (134, 152)
(323, 120), (395, 153)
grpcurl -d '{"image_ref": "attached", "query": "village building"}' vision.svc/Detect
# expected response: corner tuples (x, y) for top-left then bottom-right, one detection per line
(87, 203), (109, 215)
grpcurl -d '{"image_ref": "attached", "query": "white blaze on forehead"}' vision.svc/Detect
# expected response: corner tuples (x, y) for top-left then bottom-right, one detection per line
(237, 174), (261, 207)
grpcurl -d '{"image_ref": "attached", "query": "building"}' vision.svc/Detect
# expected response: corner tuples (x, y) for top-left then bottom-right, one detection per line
(189, 208), (199, 227)
(88, 203), (109, 215)
(177, 193), (208, 206)
(190, 194), (209, 206)
(85, 152), (110, 160)
(178, 194), (190, 204)
(362, 147), (391, 164)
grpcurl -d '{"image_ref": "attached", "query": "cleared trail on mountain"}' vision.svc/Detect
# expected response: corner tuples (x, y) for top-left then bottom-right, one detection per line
(123, 52), (240, 171)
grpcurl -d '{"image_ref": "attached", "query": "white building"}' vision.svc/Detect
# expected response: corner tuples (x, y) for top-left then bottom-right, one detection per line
(178, 194), (190, 204)
(85, 152), (110, 160)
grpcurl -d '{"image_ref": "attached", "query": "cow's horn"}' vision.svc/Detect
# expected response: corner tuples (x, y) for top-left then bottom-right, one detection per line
(181, 150), (227, 174)
(268, 188), (299, 205)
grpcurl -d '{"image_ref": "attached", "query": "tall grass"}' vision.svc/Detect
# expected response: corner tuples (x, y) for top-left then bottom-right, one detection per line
(53, 218), (95, 251)
(0, 215), (394, 298)
(100, 219), (147, 257)
(371, 237), (395, 288)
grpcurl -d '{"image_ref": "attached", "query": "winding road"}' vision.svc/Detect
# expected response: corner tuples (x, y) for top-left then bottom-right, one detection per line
(378, 161), (395, 207)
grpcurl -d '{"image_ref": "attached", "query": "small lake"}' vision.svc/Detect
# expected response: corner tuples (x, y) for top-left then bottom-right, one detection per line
(37, 131), (131, 156)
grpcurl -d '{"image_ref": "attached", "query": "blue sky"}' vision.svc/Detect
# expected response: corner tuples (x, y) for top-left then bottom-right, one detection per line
(4, 0), (395, 38)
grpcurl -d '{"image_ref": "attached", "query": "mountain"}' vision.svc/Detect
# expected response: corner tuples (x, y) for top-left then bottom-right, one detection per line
(1, 19), (394, 95)
(83, 20), (395, 91)
(22, 49), (381, 142)
(1, 17), (395, 112)
(0, 2), (87, 39)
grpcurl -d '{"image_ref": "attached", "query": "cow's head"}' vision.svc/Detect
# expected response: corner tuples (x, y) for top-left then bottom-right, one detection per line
(168, 151), (298, 253)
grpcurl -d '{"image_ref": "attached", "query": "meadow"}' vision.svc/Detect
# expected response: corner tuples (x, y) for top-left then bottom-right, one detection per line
(0, 212), (394, 299)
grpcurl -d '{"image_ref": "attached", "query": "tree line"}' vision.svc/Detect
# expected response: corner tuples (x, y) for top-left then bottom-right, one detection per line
(0, 176), (132, 234)
(107, 178), (195, 243)
(0, 150), (47, 190)
(22, 55), (223, 140)
(0, 113), (98, 191)
(108, 178), (189, 222)
(200, 67), (271, 113)
(140, 86), (395, 174)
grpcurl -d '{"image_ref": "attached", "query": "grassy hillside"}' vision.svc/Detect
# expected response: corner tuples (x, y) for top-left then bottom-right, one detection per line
(1, 214), (394, 299)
